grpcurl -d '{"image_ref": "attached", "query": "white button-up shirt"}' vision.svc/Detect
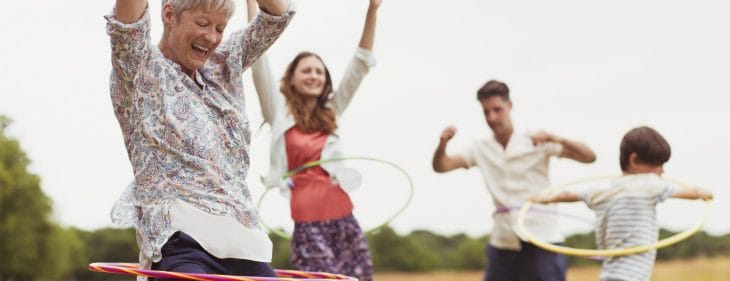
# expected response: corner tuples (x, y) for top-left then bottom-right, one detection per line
(462, 131), (564, 250)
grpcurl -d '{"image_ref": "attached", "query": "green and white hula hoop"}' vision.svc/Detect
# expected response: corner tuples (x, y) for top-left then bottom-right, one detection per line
(257, 157), (414, 239)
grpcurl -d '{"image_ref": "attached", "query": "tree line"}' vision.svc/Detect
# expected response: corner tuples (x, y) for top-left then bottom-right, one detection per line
(5, 224), (730, 281)
(2, 115), (729, 280)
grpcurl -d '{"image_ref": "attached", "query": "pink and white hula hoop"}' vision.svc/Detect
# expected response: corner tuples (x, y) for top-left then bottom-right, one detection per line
(88, 262), (357, 281)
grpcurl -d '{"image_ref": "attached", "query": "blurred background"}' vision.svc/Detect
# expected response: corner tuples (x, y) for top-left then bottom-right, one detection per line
(1, 0), (729, 280)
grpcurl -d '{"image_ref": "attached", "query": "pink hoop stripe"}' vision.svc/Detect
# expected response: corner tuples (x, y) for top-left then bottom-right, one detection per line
(88, 263), (357, 281)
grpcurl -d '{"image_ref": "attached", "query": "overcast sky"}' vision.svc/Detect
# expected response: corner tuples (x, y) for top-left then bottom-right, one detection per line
(1, 0), (729, 237)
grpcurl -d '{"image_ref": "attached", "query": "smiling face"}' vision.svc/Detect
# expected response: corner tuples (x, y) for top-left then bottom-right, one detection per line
(159, 4), (229, 77)
(290, 55), (327, 98)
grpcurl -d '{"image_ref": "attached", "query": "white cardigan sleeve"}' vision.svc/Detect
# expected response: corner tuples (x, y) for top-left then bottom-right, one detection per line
(330, 47), (376, 116)
(251, 54), (283, 124)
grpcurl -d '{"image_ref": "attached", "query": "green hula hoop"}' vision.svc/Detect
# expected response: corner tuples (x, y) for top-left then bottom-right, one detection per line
(257, 157), (415, 239)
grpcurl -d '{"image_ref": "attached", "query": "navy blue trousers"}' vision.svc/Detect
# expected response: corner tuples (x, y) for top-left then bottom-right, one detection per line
(152, 231), (276, 281)
(484, 241), (568, 281)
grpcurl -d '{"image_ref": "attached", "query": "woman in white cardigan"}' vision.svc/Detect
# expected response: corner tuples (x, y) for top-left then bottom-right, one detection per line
(247, 0), (381, 280)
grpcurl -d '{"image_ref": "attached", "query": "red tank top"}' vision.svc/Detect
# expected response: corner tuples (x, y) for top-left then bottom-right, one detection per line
(285, 126), (353, 222)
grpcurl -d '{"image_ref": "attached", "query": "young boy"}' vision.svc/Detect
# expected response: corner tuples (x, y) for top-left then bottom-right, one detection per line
(531, 126), (713, 281)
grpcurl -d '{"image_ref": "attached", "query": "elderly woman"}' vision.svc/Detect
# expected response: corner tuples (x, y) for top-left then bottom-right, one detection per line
(106, 0), (294, 279)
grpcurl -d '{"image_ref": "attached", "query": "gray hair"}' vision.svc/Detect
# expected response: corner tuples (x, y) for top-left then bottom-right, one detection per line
(162, 0), (235, 19)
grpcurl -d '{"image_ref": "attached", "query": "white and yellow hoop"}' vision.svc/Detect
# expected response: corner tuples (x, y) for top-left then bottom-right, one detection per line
(517, 175), (712, 257)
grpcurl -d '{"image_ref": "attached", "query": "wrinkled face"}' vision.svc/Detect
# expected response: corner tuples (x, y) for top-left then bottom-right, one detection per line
(291, 56), (327, 98)
(161, 5), (229, 76)
(479, 96), (513, 135)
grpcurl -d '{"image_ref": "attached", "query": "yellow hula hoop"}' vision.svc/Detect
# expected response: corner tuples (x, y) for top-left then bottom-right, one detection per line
(516, 175), (713, 257)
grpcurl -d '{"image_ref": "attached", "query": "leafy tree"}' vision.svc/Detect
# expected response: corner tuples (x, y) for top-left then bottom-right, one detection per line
(449, 235), (487, 270)
(39, 225), (86, 280)
(0, 116), (54, 281)
(367, 226), (439, 272)
(0, 116), (90, 281)
(71, 227), (138, 281)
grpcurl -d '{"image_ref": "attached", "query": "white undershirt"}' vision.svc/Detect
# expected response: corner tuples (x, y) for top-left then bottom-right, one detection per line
(169, 199), (272, 261)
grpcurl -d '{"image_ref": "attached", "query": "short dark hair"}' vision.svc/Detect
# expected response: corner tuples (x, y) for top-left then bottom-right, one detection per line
(477, 80), (510, 101)
(619, 126), (671, 171)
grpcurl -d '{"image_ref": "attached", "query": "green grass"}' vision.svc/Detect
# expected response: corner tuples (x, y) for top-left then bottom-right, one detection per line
(374, 256), (730, 281)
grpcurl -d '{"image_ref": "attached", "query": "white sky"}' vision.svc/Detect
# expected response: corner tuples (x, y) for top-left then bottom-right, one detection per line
(1, 0), (729, 237)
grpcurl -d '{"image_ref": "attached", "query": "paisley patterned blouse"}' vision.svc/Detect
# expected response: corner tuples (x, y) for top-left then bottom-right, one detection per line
(105, 5), (294, 266)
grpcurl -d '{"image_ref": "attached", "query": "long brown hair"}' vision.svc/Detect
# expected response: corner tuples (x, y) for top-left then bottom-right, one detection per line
(280, 52), (337, 134)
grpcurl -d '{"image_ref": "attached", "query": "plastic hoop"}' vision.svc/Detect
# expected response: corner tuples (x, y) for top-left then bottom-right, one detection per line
(257, 157), (414, 239)
(495, 205), (595, 224)
(517, 175), (712, 257)
(88, 262), (357, 281)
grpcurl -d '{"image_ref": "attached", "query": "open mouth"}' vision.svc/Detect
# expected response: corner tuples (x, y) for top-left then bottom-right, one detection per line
(191, 43), (210, 56)
(304, 80), (322, 88)
(305, 85), (323, 92)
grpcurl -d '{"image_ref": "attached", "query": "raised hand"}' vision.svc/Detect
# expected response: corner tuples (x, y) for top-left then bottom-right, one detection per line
(370, 0), (383, 9)
(530, 130), (563, 146)
(359, 0), (381, 50)
(440, 126), (457, 143)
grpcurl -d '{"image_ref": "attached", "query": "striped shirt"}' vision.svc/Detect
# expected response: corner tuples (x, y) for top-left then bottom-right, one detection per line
(580, 174), (677, 281)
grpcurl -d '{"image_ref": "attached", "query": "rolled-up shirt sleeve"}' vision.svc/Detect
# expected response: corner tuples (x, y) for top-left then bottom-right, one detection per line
(460, 142), (477, 168)
(331, 47), (376, 115)
(218, 2), (295, 78)
(105, 7), (152, 82)
(540, 142), (563, 157)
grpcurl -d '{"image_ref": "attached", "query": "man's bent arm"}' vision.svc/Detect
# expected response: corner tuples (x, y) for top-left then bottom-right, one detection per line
(559, 138), (597, 164)
(432, 126), (469, 173)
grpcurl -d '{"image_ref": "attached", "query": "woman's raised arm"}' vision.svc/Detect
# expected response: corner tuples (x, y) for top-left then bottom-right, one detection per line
(114, 0), (147, 23)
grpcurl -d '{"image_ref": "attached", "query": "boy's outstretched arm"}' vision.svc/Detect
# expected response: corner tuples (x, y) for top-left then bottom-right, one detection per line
(531, 191), (582, 204)
(671, 186), (714, 201)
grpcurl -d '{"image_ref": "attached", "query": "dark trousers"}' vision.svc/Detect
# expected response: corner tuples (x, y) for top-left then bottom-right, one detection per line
(484, 241), (568, 281)
(152, 231), (276, 281)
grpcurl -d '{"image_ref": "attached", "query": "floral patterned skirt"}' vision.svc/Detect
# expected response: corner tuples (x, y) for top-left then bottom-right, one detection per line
(291, 214), (373, 281)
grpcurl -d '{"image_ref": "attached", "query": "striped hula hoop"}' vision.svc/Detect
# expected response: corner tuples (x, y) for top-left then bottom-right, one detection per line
(88, 262), (357, 281)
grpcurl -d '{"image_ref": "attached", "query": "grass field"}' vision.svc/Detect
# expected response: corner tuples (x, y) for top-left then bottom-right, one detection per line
(374, 256), (730, 281)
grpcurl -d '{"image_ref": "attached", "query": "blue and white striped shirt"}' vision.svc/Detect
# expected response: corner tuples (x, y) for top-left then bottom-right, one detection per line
(581, 174), (677, 281)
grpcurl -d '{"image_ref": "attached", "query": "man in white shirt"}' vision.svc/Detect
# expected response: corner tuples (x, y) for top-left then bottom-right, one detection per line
(431, 80), (597, 281)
